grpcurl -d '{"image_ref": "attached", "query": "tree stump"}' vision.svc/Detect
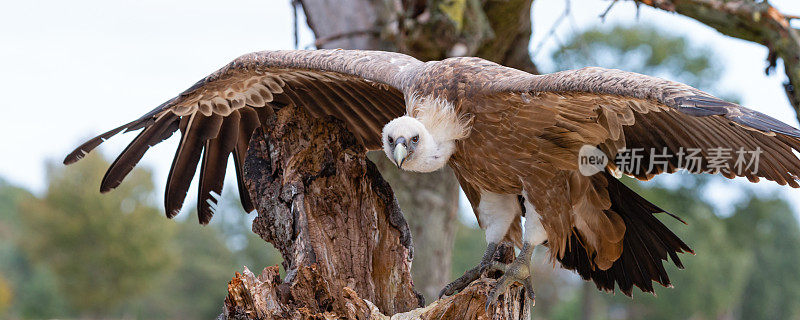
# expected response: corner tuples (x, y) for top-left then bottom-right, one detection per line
(221, 106), (529, 319)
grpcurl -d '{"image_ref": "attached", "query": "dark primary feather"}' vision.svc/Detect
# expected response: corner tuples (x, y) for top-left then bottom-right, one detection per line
(197, 112), (241, 224)
(165, 114), (223, 218)
(100, 113), (179, 193)
(64, 120), (141, 165)
(232, 107), (262, 213)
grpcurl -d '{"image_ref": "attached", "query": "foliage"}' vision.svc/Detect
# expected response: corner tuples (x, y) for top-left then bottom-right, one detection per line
(0, 153), (282, 319)
(120, 218), (237, 319)
(608, 176), (755, 320)
(550, 25), (721, 90)
(0, 274), (10, 314)
(451, 219), (485, 279)
(728, 195), (800, 320)
(17, 153), (177, 316)
(0, 178), (70, 319)
(121, 190), (282, 319)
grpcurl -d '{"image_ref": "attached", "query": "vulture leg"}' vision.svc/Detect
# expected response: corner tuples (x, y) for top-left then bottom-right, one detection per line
(486, 242), (535, 310)
(486, 194), (545, 310)
(438, 242), (498, 298)
(439, 192), (520, 298)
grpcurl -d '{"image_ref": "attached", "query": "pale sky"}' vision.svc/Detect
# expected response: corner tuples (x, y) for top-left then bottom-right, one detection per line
(2, 1), (799, 218)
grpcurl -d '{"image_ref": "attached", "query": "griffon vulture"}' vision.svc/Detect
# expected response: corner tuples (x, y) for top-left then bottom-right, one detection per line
(65, 49), (800, 307)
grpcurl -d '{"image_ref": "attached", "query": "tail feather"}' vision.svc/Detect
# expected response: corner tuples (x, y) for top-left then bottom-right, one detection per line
(556, 172), (692, 296)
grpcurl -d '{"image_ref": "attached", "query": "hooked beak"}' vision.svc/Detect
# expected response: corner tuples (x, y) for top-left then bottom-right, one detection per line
(393, 137), (408, 168)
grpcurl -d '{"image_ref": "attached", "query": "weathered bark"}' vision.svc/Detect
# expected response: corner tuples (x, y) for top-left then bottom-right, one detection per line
(638, 0), (800, 122)
(299, 0), (539, 302)
(222, 106), (527, 319)
(223, 245), (529, 319)
(299, 1), (464, 301)
(368, 155), (460, 301)
(240, 106), (420, 315)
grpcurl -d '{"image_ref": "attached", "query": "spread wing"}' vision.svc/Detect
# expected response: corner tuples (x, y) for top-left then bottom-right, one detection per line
(64, 49), (422, 224)
(469, 65), (800, 294)
(493, 66), (800, 184)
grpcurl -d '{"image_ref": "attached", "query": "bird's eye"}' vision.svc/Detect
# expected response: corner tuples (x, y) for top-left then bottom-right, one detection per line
(388, 137), (394, 144)
(411, 135), (419, 143)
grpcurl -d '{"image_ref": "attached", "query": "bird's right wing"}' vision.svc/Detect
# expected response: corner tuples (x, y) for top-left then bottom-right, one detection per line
(64, 49), (423, 224)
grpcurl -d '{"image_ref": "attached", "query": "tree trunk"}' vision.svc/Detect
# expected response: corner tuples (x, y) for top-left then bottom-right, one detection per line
(221, 106), (527, 319)
(299, 0), (461, 302)
(368, 155), (460, 301)
(299, 0), (538, 302)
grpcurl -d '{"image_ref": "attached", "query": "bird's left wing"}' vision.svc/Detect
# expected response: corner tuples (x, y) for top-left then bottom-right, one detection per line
(65, 49), (422, 223)
(479, 66), (800, 185)
(467, 65), (800, 295)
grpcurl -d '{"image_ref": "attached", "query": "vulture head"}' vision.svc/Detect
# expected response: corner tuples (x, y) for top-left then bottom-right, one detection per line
(382, 116), (454, 173)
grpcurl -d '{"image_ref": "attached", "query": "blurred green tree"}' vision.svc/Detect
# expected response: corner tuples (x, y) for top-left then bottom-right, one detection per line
(0, 178), (70, 319)
(550, 25), (720, 90)
(451, 219), (484, 280)
(119, 217), (236, 319)
(1, 154), (281, 318)
(18, 153), (177, 316)
(209, 189), (281, 271)
(727, 195), (800, 319)
(121, 189), (282, 319)
(610, 177), (755, 320)
(0, 274), (9, 314)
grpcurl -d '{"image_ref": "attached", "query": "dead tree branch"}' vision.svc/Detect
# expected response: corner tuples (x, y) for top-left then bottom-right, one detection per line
(637, 0), (800, 122)
(223, 264), (529, 320)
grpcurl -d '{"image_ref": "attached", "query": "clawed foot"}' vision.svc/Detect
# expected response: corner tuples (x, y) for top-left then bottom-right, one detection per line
(438, 242), (536, 311)
(438, 243), (498, 299)
(486, 243), (535, 312)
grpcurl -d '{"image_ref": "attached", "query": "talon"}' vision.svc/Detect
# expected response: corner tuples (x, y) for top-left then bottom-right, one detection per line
(438, 281), (458, 299)
(523, 277), (536, 305)
(439, 242), (499, 299)
(486, 284), (503, 312)
(488, 261), (508, 273)
(486, 269), (514, 309)
(485, 242), (535, 310)
(439, 264), (480, 299)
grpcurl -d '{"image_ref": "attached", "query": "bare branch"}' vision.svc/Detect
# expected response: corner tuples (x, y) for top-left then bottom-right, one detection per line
(532, 0), (571, 58)
(311, 28), (381, 49)
(292, 0), (300, 49)
(636, 0), (800, 122)
(600, 0), (620, 22)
